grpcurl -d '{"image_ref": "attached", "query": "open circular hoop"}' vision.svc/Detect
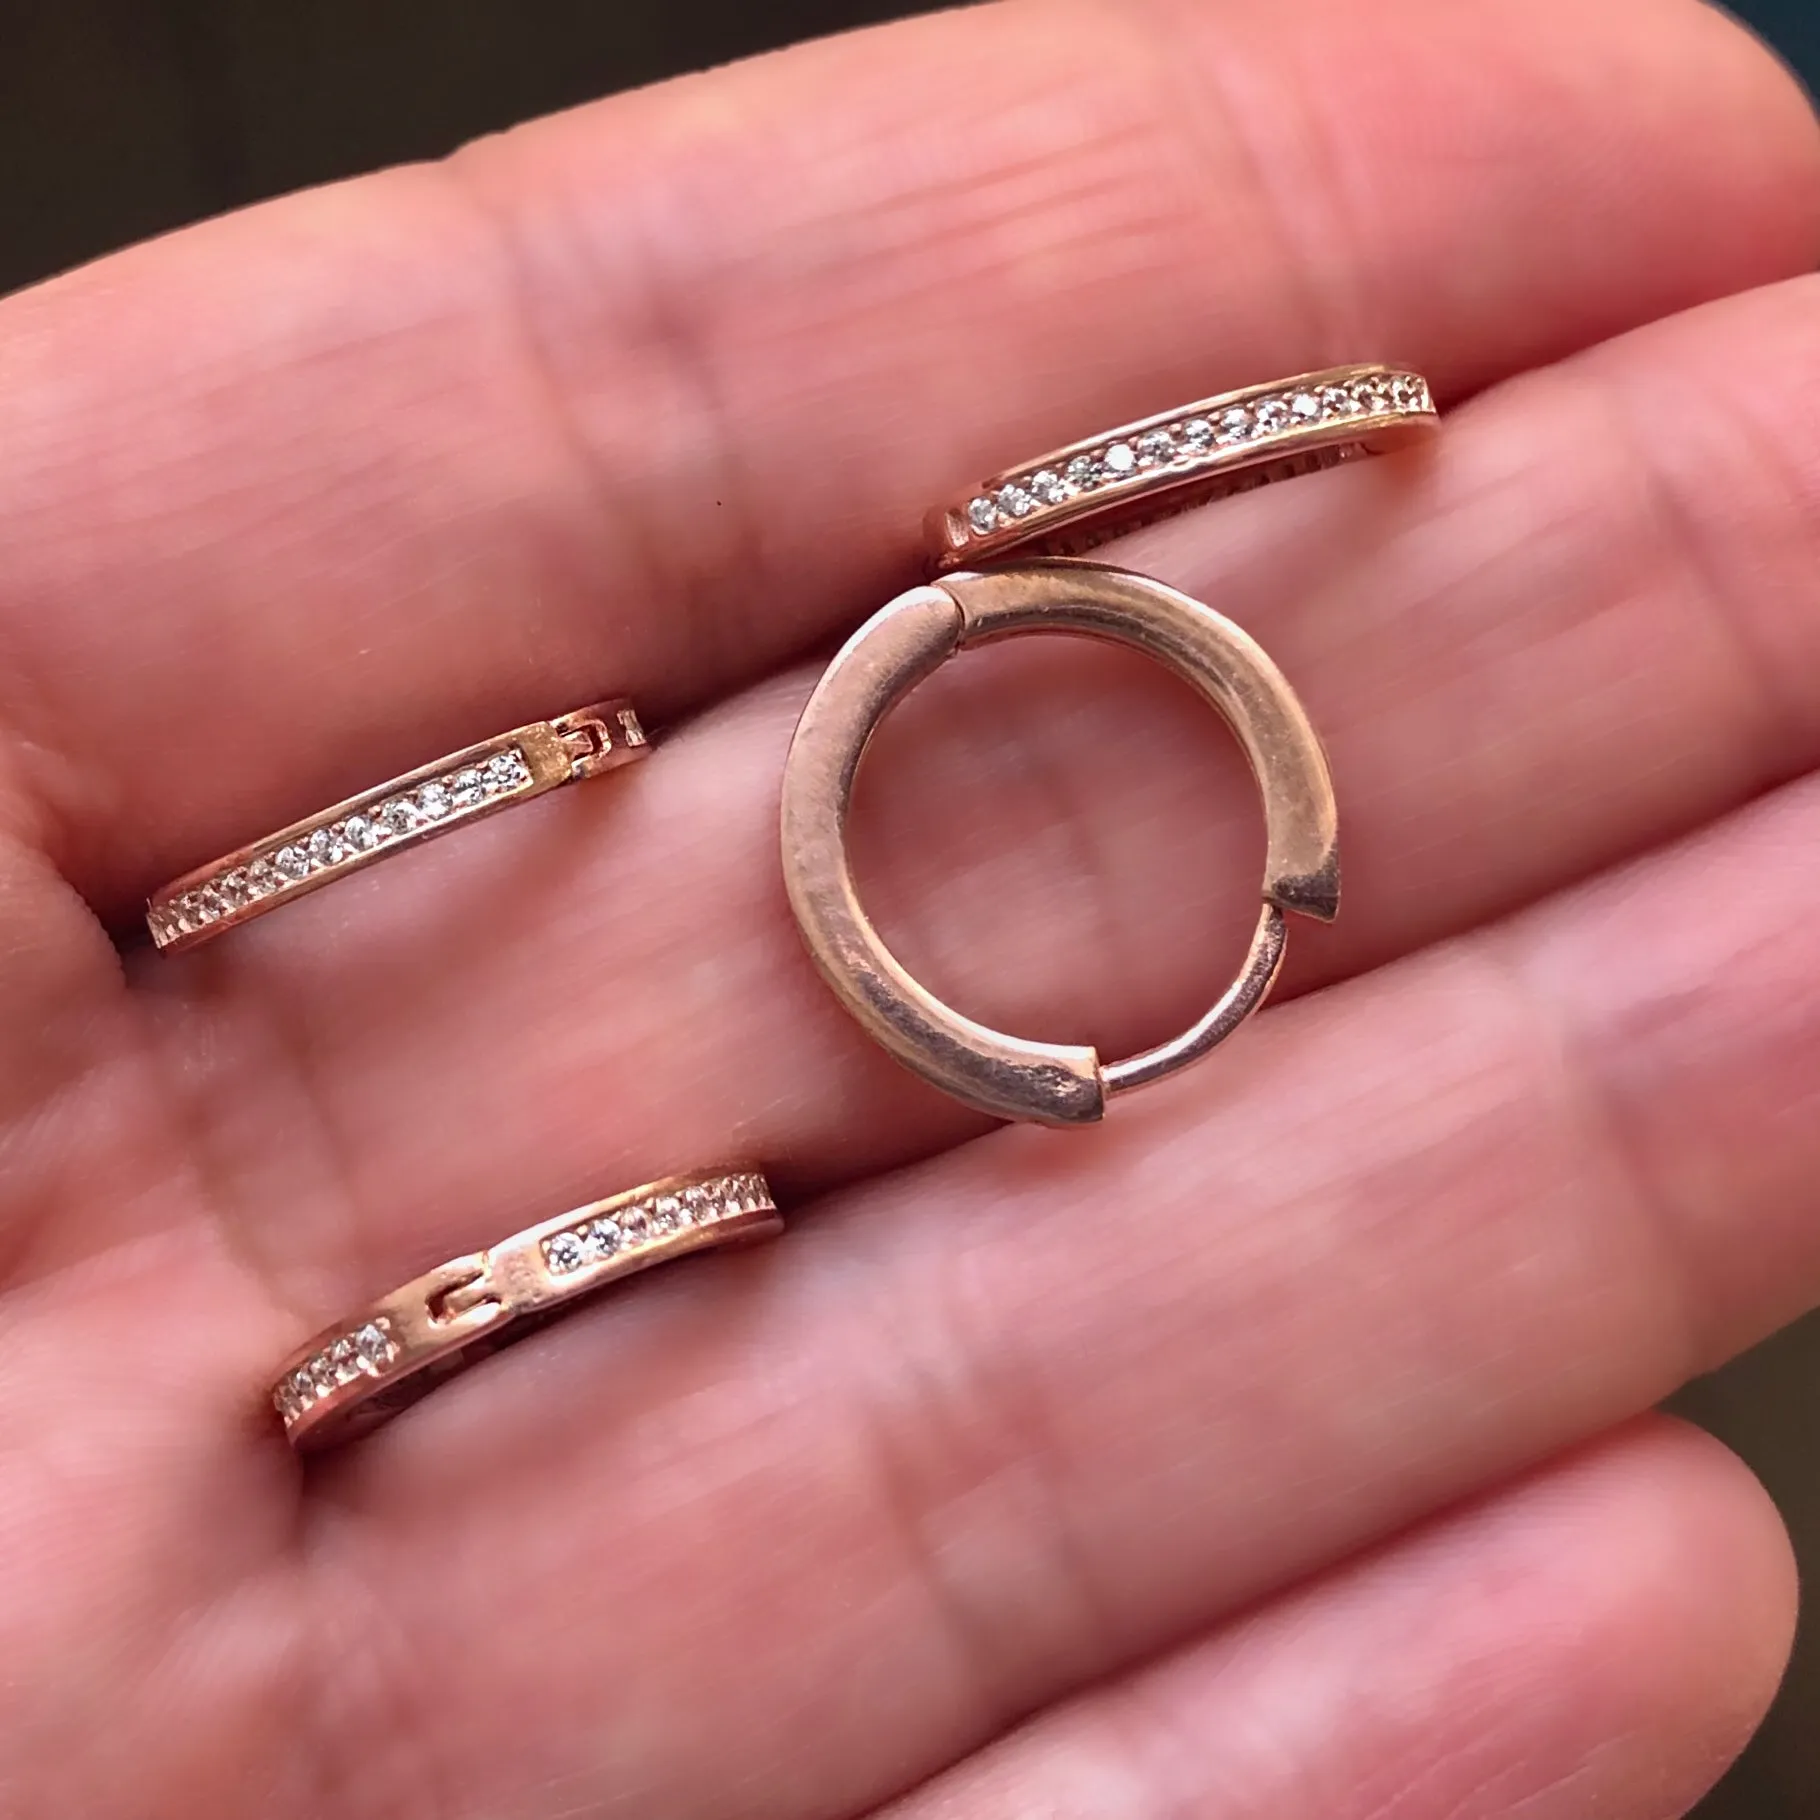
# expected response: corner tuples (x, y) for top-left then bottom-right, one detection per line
(779, 561), (1339, 1126)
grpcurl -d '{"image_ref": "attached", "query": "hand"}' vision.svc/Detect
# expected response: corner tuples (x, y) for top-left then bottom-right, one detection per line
(1, 0), (1817, 1814)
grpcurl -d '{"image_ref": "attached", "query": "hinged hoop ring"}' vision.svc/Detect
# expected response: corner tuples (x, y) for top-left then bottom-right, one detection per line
(779, 560), (1339, 1126)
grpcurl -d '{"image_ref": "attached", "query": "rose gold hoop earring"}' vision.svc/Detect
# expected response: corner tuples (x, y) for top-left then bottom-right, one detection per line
(782, 365), (1438, 1125)
(781, 564), (1335, 1125)
(927, 363), (1436, 570)
(270, 1167), (779, 1450)
(148, 699), (649, 952)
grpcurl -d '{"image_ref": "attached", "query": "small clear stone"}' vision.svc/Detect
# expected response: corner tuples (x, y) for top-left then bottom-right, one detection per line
(545, 1231), (588, 1273)
(379, 797), (417, 837)
(650, 1195), (684, 1233)
(247, 860), (279, 896)
(1134, 429), (1175, 467)
(307, 827), (345, 869)
(485, 753), (525, 793)
(995, 483), (1037, 520)
(290, 1368), (315, 1406)
(450, 768), (484, 807)
(1217, 408), (1254, 444)
(273, 1385), (296, 1421)
(1064, 454), (1103, 492)
(355, 1321), (393, 1367)
(1102, 442), (1138, 478)
(1028, 468), (1070, 505)
(192, 893), (221, 924)
(220, 869), (252, 908)
(1254, 396), (1292, 433)
(680, 1186), (712, 1222)
(967, 496), (999, 535)
(344, 815), (378, 852)
(1180, 418), (1215, 451)
(619, 1206), (651, 1246)
(587, 1219), (622, 1259)
(1352, 378), (1390, 413)
(329, 1337), (359, 1382)
(1320, 385), (1358, 417)
(1391, 375), (1424, 410)
(310, 1354), (339, 1393)
(416, 782), (452, 822)
(1290, 392), (1323, 423)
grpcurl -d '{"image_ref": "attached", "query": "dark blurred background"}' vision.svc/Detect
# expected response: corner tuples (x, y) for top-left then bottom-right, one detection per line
(2, 1), (1816, 1813)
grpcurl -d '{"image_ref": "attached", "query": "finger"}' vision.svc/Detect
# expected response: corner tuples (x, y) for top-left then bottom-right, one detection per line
(0, 0), (1810, 908)
(879, 1420), (1792, 1820)
(147, 272), (1820, 1308)
(301, 762), (1820, 1820)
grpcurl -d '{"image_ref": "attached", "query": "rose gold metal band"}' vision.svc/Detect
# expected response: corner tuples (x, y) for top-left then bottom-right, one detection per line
(147, 698), (649, 953)
(779, 562), (1339, 1126)
(271, 1167), (780, 1450)
(926, 363), (1437, 572)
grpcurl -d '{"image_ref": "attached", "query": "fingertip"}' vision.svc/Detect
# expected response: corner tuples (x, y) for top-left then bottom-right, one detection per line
(1665, 0), (1820, 271)
(1615, 1414), (1800, 1760)
(1475, 1415), (1799, 1811)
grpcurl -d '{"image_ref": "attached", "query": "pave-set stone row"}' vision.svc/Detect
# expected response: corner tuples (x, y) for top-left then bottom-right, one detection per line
(540, 1173), (774, 1277)
(274, 1318), (400, 1426)
(964, 372), (1434, 542)
(152, 746), (534, 943)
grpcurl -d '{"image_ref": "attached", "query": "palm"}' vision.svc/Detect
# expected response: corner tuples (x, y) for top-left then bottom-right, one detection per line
(4, 0), (1818, 1814)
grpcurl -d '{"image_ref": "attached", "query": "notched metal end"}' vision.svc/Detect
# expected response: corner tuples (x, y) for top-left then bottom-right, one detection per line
(1267, 852), (1341, 924)
(551, 697), (650, 779)
(424, 1260), (500, 1326)
(923, 504), (972, 573)
(979, 1056), (1106, 1127)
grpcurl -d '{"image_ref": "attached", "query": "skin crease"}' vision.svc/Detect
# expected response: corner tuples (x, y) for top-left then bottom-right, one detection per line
(877, 1421), (1797, 1820)
(0, 0), (1815, 1816)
